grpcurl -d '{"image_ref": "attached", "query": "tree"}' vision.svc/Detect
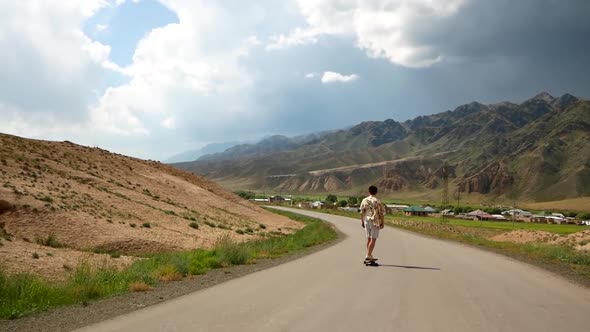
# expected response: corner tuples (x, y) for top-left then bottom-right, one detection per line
(235, 191), (255, 200)
(484, 208), (502, 215)
(347, 196), (358, 206)
(326, 194), (338, 203)
(578, 213), (590, 220)
(337, 200), (348, 207)
(453, 206), (464, 214)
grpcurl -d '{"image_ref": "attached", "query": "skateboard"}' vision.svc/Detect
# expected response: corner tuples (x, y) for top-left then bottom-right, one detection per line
(363, 258), (379, 266)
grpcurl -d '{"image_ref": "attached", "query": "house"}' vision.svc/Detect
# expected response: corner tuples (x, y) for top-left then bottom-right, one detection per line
(403, 206), (432, 216)
(466, 210), (494, 221)
(269, 196), (286, 203)
(385, 204), (409, 213)
(441, 209), (454, 215)
(502, 209), (532, 218)
(310, 201), (324, 209)
(530, 214), (548, 223)
(424, 206), (438, 213)
(530, 214), (567, 224)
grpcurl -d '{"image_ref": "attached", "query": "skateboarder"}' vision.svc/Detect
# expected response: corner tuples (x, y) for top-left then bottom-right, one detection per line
(360, 185), (385, 262)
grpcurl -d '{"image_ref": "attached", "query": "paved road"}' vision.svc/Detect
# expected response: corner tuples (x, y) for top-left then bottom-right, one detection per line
(77, 208), (590, 332)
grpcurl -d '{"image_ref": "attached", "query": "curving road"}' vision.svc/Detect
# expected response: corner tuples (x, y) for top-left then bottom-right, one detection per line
(76, 208), (590, 332)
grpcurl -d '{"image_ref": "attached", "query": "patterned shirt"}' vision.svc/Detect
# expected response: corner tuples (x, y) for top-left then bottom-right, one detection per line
(360, 195), (385, 226)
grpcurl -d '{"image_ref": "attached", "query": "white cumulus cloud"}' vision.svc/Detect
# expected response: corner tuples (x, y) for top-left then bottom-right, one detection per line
(321, 71), (358, 84)
(269, 0), (465, 68)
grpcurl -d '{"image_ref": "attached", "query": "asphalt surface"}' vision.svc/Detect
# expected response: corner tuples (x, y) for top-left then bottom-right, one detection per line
(76, 208), (590, 332)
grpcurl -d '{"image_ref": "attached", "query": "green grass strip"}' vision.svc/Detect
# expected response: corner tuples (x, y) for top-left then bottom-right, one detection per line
(0, 209), (336, 320)
(316, 208), (585, 235)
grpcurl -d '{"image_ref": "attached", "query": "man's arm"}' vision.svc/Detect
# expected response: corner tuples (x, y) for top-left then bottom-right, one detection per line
(360, 199), (366, 228)
(378, 202), (385, 229)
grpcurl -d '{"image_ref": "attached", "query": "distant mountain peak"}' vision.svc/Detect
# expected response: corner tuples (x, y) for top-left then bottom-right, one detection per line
(529, 91), (555, 103)
(553, 93), (579, 108)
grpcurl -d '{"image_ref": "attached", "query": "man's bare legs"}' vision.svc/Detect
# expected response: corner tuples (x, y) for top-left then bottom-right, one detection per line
(366, 237), (377, 259)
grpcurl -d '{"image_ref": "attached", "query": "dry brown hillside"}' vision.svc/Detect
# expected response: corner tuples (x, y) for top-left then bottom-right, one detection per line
(0, 133), (300, 280)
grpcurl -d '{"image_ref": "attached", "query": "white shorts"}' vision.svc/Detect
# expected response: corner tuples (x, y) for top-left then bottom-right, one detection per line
(364, 218), (380, 239)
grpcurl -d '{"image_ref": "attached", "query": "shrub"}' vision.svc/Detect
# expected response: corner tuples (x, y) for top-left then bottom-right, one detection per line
(37, 234), (63, 248)
(259, 224), (267, 229)
(189, 222), (199, 229)
(204, 221), (216, 228)
(142, 222), (151, 228)
(38, 196), (53, 203)
(235, 229), (245, 235)
(110, 252), (121, 259)
(32, 252), (40, 259)
(154, 265), (182, 282)
(216, 235), (249, 265)
(130, 223), (137, 228)
(245, 227), (254, 234)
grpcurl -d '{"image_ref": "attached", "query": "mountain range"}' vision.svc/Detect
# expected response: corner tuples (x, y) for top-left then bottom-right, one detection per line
(175, 92), (590, 202)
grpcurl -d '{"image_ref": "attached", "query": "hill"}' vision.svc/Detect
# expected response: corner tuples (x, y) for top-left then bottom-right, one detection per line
(0, 134), (299, 280)
(177, 93), (590, 203)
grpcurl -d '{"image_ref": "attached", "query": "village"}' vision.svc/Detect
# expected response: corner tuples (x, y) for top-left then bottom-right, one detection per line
(246, 194), (590, 226)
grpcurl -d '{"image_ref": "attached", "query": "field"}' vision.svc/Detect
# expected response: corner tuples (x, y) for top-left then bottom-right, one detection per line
(524, 197), (590, 213)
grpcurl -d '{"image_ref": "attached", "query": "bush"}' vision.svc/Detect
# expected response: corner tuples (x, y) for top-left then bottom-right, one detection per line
(325, 194), (338, 203)
(37, 234), (63, 248)
(259, 224), (267, 229)
(216, 235), (249, 265)
(245, 227), (254, 234)
(32, 252), (40, 259)
(154, 265), (182, 282)
(142, 222), (151, 228)
(235, 229), (245, 235)
(189, 222), (199, 229)
(130, 223), (136, 228)
(337, 200), (348, 207)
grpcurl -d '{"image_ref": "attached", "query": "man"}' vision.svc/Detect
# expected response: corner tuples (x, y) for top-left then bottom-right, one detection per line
(360, 185), (385, 261)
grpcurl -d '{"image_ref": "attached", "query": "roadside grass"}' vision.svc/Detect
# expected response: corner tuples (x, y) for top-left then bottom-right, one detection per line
(0, 209), (336, 320)
(390, 222), (590, 280)
(388, 213), (585, 235)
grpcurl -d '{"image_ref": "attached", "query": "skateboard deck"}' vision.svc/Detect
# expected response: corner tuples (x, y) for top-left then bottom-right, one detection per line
(363, 258), (379, 266)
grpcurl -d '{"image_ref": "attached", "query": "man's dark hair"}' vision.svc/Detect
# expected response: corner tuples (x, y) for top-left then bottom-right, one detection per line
(369, 186), (378, 195)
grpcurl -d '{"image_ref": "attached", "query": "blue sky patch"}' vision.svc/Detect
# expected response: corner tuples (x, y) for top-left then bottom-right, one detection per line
(84, 0), (178, 67)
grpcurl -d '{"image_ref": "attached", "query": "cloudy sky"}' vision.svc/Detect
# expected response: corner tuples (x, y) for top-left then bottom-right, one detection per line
(1, 0), (589, 160)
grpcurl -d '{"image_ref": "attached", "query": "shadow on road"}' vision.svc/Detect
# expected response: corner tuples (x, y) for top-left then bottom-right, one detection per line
(377, 264), (440, 270)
